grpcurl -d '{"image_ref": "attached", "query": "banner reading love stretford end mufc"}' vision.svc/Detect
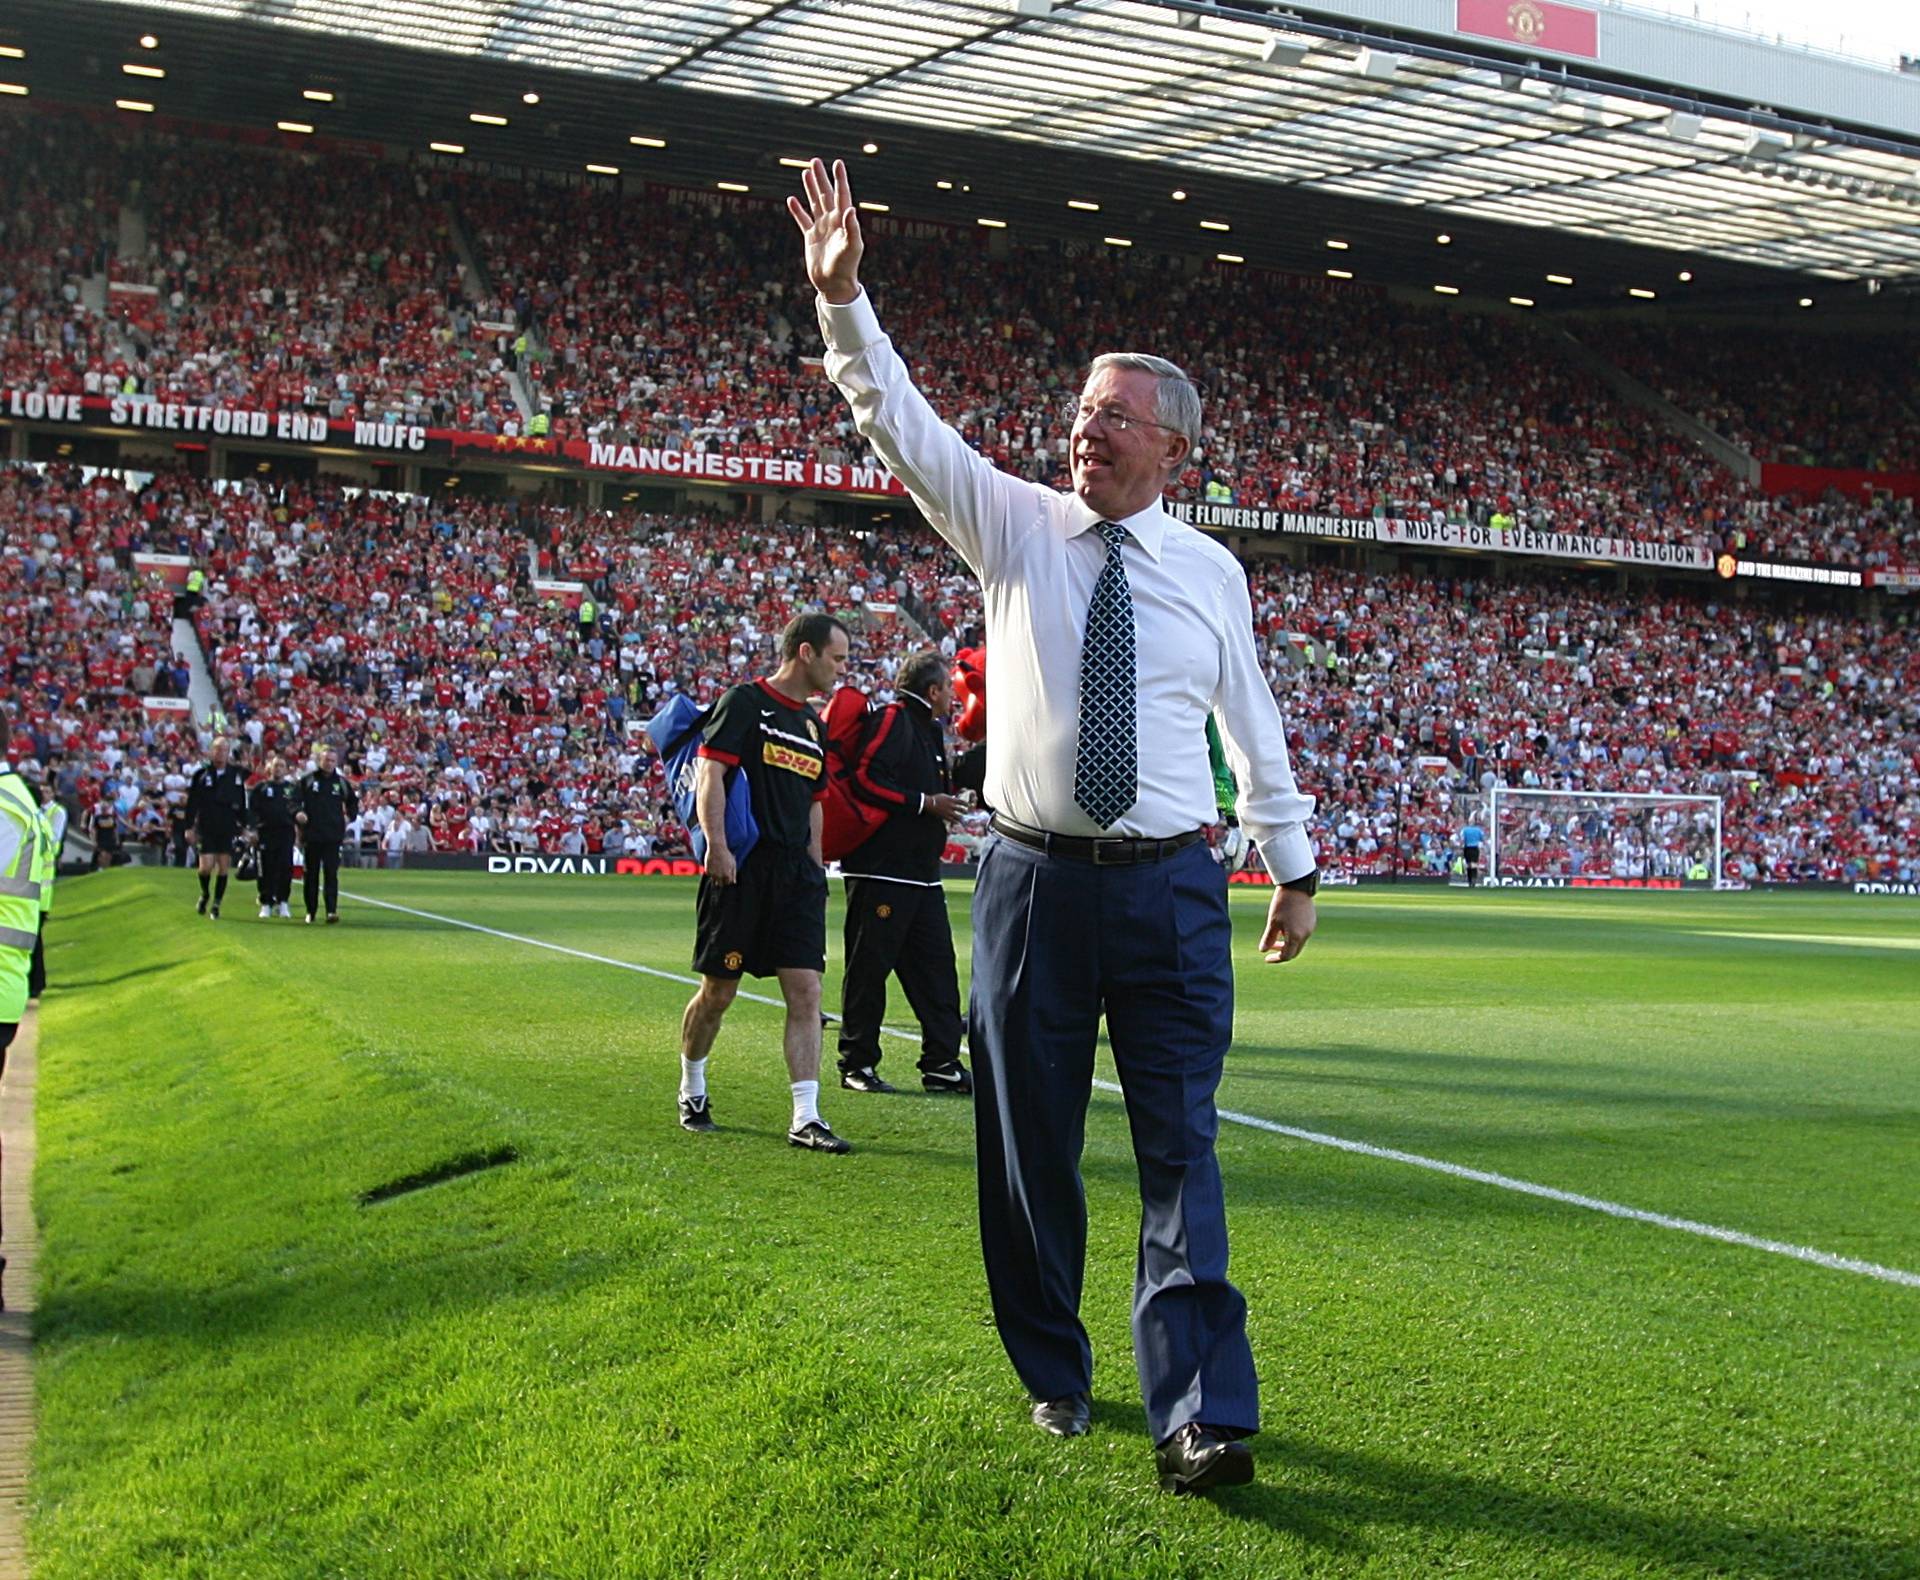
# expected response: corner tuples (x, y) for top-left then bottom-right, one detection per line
(1169, 501), (1715, 572)
(0, 387), (914, 498)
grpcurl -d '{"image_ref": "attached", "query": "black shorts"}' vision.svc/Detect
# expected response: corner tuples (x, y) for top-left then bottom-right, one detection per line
(693, 844), (828, 980)
(196, 819), (240, 857)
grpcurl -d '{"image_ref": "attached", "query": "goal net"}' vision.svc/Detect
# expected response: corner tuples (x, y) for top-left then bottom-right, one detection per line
(1485, 788), (1723, 888)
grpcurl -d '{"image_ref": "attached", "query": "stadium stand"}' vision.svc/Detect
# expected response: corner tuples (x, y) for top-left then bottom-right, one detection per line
(0, 463), (198, 860)
(6, 455), (1911, 885)
(0, 111), (120, 399)
(1594, 320), (1920, 474)
(3, 111), (1916, 887)
(104, 128), (522, 432)
(6, 112), (1910, 565)
(1243, 560), (1918, 885)
(478, 181), (1920, 562)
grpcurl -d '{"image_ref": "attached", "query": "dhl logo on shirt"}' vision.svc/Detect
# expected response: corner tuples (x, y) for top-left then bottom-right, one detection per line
(763, 741), (822, 779)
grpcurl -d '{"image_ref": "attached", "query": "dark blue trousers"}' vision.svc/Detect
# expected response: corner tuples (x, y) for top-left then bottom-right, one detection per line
(970, 834), (1257, 1445)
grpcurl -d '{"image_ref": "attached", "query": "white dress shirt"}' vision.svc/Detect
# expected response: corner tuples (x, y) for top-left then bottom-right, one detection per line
(819, 290), (1316, 884)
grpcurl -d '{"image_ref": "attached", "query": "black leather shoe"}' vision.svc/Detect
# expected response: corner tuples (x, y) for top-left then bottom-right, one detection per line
(1156, 1423), (1253, 1493)
(1031, 1394), (1091, 1437)
(840, 1066), (897, 1093)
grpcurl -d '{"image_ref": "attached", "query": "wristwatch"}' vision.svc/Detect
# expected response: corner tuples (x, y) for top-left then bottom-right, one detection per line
(1279, 867), (1320, 898)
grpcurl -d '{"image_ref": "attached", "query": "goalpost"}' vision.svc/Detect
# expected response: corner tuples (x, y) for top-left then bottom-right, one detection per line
(1485, 788), (1723, 888)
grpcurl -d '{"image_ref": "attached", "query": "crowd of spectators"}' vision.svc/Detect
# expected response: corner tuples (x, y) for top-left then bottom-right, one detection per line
(0, 458), (961, 868)
(465, 185), (1920, 566)
(3, 108), (1915, 887)
(0, 110), (120, 398)
(104, 135), (525, 432)
(5, 456), (1913, 887)
(1594, 320), (1920, 475)
(1249, 560), (1918, 884)
(0, 462), (202, 865)
(9, 108), (1915, 568)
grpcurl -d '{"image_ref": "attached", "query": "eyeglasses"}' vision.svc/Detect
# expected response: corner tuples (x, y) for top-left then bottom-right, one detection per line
(1061, 399), (1179, 434)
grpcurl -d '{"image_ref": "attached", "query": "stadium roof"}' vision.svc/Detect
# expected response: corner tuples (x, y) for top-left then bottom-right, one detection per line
(18, 0), (1920, 295)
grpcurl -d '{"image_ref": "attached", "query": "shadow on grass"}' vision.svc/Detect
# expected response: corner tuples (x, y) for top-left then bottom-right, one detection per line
(57, 959), (189, 990)
(1206, 1432), (1910, 1578)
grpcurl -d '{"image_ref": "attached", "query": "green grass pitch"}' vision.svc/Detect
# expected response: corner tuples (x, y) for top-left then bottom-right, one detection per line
(25, 867), (1920, 1578)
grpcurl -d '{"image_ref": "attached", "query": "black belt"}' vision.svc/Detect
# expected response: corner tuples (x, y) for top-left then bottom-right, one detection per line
(990, 815), (1203, 866)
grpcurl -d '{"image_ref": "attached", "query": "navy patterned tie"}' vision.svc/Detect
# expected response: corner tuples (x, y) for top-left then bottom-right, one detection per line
(1074, 521), (1137, 828)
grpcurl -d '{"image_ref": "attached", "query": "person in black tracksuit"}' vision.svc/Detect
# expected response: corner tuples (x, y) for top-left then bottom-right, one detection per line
(249, 754), (299, 917)
(293, 746), (359, 923)
(837, 651), (972, 1095)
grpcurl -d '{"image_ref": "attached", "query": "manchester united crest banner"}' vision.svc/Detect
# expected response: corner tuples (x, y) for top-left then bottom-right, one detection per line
(1456, 0), (1599, 58)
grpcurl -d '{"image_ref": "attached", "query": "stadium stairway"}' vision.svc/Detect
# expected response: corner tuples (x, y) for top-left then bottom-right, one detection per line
(446, 202), (535, 424)
(1556, 328), (1760, 483)
(170, 613), (224, 727)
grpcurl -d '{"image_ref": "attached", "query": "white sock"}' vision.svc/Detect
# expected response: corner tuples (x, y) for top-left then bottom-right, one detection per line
(679, 1056), (707, 1102)
(790, 1079), (821, 1129)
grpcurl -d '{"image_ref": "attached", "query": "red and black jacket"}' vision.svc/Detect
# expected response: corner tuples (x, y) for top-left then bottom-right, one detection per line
(841, 692), (951, 882)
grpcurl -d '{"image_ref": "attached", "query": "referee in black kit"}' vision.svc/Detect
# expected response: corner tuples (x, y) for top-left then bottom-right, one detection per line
(187, 737), (249, 919)
(835, 650), (972, 1097)
(676, 612), (853, 1154)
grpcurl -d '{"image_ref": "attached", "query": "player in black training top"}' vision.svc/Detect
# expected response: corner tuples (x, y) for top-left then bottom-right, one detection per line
(677, 612), (851, 1154)
(186, 737), (249, 918)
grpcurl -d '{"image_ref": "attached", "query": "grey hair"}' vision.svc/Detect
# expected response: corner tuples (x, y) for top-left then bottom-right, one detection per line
(897, 649), (949, 701)
(1088, 352), (1203, 448)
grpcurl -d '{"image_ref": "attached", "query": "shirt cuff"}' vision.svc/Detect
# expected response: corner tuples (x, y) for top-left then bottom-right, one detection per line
(815, 287), (881, 355)
(1255, 827), (1315, 889)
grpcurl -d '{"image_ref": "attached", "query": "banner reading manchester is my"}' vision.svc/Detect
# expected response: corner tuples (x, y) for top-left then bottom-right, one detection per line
(1456, 0), (1599, 59)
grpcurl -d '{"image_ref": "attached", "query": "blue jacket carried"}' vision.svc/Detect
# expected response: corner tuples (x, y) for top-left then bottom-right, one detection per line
(644, 694), (758, 868)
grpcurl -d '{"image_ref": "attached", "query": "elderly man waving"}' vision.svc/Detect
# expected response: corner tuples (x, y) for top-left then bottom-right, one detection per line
(791, 159), (1320, 1495)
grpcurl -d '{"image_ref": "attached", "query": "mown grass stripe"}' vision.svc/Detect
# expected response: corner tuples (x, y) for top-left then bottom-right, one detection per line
(344, 890), (1920, 1290)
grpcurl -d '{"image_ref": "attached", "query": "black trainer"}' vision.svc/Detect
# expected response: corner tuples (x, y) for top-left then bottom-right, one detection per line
(921, 1061), (973, 1096)
(840, 1066), (896, 1094)
(678, 1094), (717, 1133)
(787, 1119), (851, 1154)
(196, 895), (208, 916)
(210, 905), (220, 920)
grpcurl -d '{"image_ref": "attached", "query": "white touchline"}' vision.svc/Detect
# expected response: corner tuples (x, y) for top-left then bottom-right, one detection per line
(344, 891), (1920, 1291)
(1697, 930), (1920, 952)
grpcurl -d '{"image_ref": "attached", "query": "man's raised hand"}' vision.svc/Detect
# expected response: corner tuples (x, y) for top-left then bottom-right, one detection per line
(788, 157), (863, 306)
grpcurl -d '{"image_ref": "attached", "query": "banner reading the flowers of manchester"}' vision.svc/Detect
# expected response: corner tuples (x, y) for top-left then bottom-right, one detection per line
(1171, 501), (1715, 572)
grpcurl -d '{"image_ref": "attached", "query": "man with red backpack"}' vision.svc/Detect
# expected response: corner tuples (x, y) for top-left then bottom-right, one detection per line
(833, 650), (971, 1096)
